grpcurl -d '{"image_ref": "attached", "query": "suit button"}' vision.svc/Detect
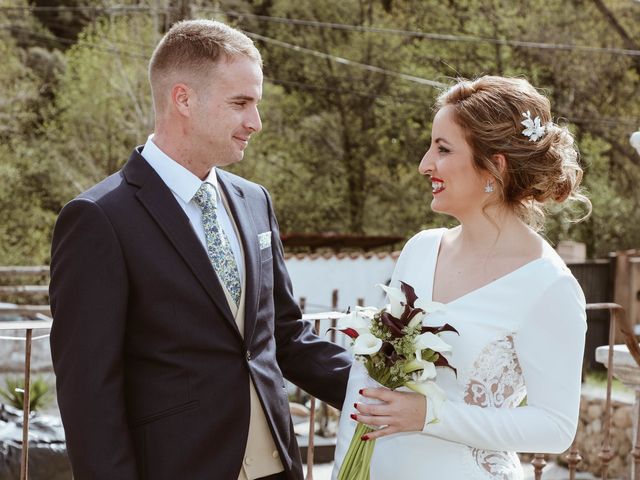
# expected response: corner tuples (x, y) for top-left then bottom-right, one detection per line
(246, 350), (251, 361)
(272, 450), (279, 459)
(244, 456), (253, 466)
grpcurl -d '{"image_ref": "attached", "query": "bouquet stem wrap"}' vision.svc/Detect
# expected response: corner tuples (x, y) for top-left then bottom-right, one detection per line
(335, 366), (384, 480)
(337, 422), (376, 480)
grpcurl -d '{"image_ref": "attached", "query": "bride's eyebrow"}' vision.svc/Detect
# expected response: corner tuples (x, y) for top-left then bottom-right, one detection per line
(434, 137), (452, 146)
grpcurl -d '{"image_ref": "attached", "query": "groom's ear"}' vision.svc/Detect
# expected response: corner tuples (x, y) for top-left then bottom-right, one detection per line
(172, 83), (192, 117)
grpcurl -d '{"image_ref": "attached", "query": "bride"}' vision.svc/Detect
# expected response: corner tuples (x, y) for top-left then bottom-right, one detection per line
(333, 76), (591, 480)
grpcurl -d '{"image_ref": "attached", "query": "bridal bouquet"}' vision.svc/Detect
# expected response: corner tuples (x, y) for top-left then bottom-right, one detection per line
(336, 281), (458, 480)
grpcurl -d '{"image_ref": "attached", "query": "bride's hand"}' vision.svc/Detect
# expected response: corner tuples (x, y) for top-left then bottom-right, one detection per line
(353, 388), (426, 440)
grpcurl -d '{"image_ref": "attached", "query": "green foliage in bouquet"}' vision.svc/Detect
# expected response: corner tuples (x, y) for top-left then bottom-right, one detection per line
(366, 318), (442, 389)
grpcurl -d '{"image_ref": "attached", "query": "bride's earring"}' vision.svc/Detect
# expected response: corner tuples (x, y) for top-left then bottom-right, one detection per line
(484, 179), (494, 193)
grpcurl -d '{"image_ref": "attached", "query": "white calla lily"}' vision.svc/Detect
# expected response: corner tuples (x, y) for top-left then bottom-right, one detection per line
(407, 311), (426, 329)
(352, 333), (383, 355)
(353, 305), (378, 319)
(337, 310), (370, 332)
(414, 332), (453, 353)
(415, 298), (446, 314)
(405, 380), (447, 423)
(416, 360), (437, 381)
(377, 283), (406, 318)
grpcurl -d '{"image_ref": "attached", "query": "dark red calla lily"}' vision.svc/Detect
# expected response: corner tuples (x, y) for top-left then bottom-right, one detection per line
(339, 328), (360, 339)
(380, 341), (399, 367)
(380, 311), (404, 338)
(400, 281), (418, 308)
(402, 305), (424, 326)
(435, 355), (457, 377)
(421, 323), (459, 336)
(328, 326), (360, 339)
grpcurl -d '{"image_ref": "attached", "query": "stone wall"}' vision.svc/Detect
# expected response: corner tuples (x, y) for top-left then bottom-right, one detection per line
(568, 395), (634, 478)
(550, 393), (635, 478)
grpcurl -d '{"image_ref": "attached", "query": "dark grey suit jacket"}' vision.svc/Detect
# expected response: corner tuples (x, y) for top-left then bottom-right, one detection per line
(49, 147), (351, 480)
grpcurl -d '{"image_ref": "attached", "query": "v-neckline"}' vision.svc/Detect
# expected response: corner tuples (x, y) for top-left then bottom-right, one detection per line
(428, 228), (548, 306)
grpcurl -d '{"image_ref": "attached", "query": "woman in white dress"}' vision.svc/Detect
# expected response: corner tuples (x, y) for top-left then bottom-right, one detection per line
(333, 76), (591, 480)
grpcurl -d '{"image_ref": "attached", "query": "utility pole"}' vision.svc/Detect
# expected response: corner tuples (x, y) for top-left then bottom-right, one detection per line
(178, 0), (192, 21)
(157, 0), (191, 34)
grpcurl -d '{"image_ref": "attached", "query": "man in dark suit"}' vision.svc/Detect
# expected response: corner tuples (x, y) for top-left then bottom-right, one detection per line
(49, 19), (351, 480)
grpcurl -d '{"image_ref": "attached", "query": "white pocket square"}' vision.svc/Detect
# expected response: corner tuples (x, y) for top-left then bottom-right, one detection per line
(258, 231), (272, 249)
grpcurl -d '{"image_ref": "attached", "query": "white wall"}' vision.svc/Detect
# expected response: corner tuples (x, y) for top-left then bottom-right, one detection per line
(284, 253), (398, 348)
(285, 253), (398, 313)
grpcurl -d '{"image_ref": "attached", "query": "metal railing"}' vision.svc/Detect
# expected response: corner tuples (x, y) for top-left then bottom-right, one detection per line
(300, 312), (343, 480)
(0, 314), (52, 480)
(0, 266), (53, 480)
(3, 267), (640, 479)
(302, 303), (640, 480)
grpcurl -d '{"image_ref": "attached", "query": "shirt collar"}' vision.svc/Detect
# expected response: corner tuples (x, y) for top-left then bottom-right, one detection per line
(140, 134), (219, 204)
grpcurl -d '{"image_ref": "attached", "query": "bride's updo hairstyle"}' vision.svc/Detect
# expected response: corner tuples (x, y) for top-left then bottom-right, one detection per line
(435, 75), (591, 230)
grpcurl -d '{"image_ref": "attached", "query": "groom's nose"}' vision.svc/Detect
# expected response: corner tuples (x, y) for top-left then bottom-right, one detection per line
(244, 105), (262, 133)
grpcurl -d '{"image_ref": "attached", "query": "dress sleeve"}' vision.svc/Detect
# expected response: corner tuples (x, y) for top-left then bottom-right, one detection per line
(422, 273), (586, 454)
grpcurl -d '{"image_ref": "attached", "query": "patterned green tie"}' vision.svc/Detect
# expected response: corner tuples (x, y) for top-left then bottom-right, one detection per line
(193, 182), (242, 305)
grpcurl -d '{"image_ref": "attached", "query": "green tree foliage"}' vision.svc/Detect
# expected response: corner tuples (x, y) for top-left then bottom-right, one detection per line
(226, 0), (440, 235)
(39, 15), (155, 194)
(224, 0), (640, 254)
(0, 2), (62, 265)
(0, 0), (638, 264)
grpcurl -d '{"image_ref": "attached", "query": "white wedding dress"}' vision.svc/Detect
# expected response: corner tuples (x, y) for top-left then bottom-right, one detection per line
(333, 228), (586, 480)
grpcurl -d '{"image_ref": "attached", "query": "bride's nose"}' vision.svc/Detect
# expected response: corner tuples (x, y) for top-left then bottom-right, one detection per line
(418, 149), (433, 176)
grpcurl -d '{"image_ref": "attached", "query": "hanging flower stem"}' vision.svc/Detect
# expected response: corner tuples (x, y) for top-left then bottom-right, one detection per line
(337, 422), (376, 480)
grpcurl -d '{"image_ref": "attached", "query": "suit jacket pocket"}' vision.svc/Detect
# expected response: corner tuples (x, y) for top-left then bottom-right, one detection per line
(131, 399), (200, 427)
(260, 245), (273, 262)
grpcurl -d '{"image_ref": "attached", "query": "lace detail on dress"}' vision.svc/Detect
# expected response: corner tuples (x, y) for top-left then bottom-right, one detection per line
(466, 449), (522, 480)
(464, 335), (525, 479)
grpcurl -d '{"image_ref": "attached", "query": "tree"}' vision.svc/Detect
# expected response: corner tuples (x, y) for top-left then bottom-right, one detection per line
(38, 15), (156, 195)
(222, 0), (640, 255)
(0, 3), (61, 264)
(224, 0), (445, 235)
(1, 0), (639, 264)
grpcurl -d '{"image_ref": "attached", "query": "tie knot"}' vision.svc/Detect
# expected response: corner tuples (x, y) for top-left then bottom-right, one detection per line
(194, 182), (217, 211)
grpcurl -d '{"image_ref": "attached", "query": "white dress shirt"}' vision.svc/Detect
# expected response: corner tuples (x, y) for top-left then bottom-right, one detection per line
(140, 136), (244, 284)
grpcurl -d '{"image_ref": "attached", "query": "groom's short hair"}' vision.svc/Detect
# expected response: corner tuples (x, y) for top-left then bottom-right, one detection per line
(148, 20), (262, 112)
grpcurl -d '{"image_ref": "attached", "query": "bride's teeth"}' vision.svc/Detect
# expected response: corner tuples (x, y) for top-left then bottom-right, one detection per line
(432, 181), (444, 192)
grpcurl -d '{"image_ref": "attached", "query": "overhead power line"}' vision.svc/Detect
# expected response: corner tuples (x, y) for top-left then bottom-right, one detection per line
(214, 8), (640, 58)
(265, 76), (427, 104)
(1, 25), (149, 58)
(0, 5), (173, 13)
(2, 26), (638, 128)
(3, 5), (639, 57)
(245, 31), (447, 88)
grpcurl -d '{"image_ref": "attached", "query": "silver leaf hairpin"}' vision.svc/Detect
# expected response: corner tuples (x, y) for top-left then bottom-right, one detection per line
(521, 111), (546, 142)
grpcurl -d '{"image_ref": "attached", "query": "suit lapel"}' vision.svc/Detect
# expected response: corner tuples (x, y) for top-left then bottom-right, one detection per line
(217, 171), (261, 345)
(122, 150), (241, 338)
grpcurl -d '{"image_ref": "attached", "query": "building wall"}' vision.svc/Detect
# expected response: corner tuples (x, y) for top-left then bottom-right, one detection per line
(284, 253), (398, 313)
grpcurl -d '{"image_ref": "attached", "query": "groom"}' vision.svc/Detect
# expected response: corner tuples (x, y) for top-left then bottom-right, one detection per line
(49, 19), (351, 480)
